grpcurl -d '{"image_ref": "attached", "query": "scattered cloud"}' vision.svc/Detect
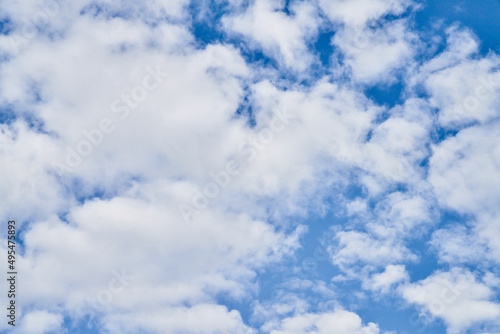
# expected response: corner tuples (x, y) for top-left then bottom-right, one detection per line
(1, 0), (499, 333)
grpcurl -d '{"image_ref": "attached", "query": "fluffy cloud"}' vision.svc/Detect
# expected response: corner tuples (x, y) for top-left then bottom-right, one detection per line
(430, 225), (489, 265)
(17, 195), (302, 315)
(0, 121), (66, 225)
(14, 311), (63, 334)
(429, 124), (500, 215)
(364, 265), (409, 293)
(328, 229), (416, 273)
(401, 268), (500, 333)
(429, 123), (500, 262)
(222, 0), (320, 71)
(417, 26), (500, 128)
(318, 0), (414, 26)
(267, 309), (380, 334)
(101, 304), (255, 334)
(332, 19), (418, 84)
(1, 1), (500, 333)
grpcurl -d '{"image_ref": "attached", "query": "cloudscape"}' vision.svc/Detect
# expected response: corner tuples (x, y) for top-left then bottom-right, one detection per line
(1, 0), (500, 333)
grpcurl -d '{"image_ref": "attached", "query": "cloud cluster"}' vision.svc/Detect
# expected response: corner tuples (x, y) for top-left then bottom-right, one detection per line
(0, 0), (499, 333)
(401, 268), (500, 333)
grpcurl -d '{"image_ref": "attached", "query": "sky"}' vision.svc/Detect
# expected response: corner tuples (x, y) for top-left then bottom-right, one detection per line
(0, 0), (500, 333)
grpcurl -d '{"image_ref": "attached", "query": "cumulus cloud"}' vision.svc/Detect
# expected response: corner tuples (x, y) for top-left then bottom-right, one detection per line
(101, 304), (255, 334)
(415, 26), (500, 128)
(1, 0), (500, 333)
(364, 265), (409, 293)
(267, 309), (380, 334)
(318, 0), (414, 27)
(333, 19), (418, 84)
(401, 268), (500, 333)
(429, 123), (500, 262)
(17, 196), (303, 318)
(430, 225), (489, 265)
(0, 121), (66, 225)
(15, 311), (63, 334)
(222, 0), (320, 71)
(327, 228), (417, 279)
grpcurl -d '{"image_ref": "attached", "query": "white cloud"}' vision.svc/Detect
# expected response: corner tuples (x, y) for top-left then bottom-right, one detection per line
(332, 19), (418, 84)
(430, 225), (489, 264)
(15, 311), (63, 334)
(328, 230), (416, 271)
(364, 265), (409, 293)
(1, 1), (499, 333)
(222, 0), (319, 71)
(410, 25), (500, 128)
(429, 124), (500, 213)
(18, 194), (302, 308)
(429, 123), (500, 261)
(267, 309), (380, 334)
(0, 121), (67, 225)
(101, 304), (255, 334)
(318, 0), (414, 27)
(401, 268), (500, 334)
(253, 293), (312, 325)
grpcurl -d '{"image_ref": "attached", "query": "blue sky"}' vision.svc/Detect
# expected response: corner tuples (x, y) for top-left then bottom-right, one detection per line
(1, 0), (500, 333)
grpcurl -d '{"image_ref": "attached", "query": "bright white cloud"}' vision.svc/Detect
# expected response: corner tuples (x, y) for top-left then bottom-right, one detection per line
(401, 268), (500, 333)
(101, 304), (255, 334)
(429, 123), (500, 262)
(365, 265), (409, 293)
(0, 121), (67, 225)
(333, 19), (418, 84)
(318, 0), (414, 26)
(430, 225), (489, 264)
(14, 311), (63, 334)
(222, 0), (319, 71)
(0, 1), (499, 333)
(267, 309), (380, 334)
(18, 196), (303, 317)
(416, 27), (500, 128)
(328, 230), (416, 271)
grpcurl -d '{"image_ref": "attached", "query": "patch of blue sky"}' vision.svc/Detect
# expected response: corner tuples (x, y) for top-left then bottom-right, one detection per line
(234, 89), (257, 128)
(355, 0), (500, 110)
(0, 107), (16, 125)
(0, 18), (12, 35)
(405, 237), (441, 281)
(79, 3), (106, 18)
(362, 304), (448, 334)
(80, 3), (133, 21)
(63, 316), (99, 334)
(365, 81), (405, 109)
(189, 0), (333, 85)
(188, 0), (227, 47)
(313, 31), (335, 68)
(346, 243), (446, 333)
(23, 113), (52, 134)
(58, 176), (108, 205)
(236, 214), (342, 304)
(187, 2), (283, 90)
(68, 173), (142, 205)
(0, 104), (54, 135)
(79, 2), (164, 27)
(214, 293), (255, 329)
(432, 125), (459, 140)
(11, 225), (27, 257)
(415, 0), (500, 54)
